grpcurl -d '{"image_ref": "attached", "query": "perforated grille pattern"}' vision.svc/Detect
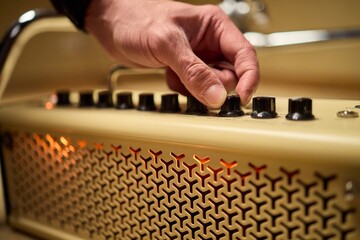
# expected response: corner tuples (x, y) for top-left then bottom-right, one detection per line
(4, 131), (358, 240)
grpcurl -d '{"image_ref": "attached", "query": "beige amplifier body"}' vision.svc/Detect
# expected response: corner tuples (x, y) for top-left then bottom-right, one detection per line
(0, 91), (359, 240)
(0, 8), (360, 240)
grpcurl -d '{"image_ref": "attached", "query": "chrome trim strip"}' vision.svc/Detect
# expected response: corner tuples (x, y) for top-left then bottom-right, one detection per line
(244, 29), (360, 47)
(0, 9), (60, 72)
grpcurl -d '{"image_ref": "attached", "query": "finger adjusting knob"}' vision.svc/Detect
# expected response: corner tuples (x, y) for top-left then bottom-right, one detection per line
(116, 92), (134, 109)
(160, 94), (181, 113)
(185, 96), (208, 115)
(97, 90), (113, 108)
(286, 97), (315, 121)
(138, 93), (156, 111)
(219, 95), (244, 117)
(56, 90), (71, 106)
(79, 91), (94, 107)
(251, 96), (277, 119)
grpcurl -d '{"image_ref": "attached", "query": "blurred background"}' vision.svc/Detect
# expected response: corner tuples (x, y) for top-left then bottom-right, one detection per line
(0, 0), (360, 102)
(1, 0), (53, 37)
(2, 0), (359, 38)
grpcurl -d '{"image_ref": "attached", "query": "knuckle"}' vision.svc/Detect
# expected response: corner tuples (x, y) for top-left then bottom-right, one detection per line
(184, 63), (204, 85)
(235, 45), (259, 67)
(183, 63), (215, 93)
(201, 5), (228, 23)
(147, 27), (183, 52)
(202, 4), (223, 15)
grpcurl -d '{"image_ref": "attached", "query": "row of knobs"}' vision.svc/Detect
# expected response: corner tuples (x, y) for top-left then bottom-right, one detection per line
(56, 91), (315, 121)
(220, 95), (314, 120)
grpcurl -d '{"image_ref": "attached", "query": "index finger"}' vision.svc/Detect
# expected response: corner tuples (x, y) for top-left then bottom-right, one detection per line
(217, 15), (260, 105)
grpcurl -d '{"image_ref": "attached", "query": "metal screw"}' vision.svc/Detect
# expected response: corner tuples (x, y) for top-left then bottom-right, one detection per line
(337, 110), (359, 118)
(345, 181), (356, 201)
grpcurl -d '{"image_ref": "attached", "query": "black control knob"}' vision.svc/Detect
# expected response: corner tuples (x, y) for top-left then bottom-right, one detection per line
(286, 97), (315, 121)
(185, 96), (208, 115)
(56, 90), (71, 106)
(219, 95), (244, 117)
(79, 91), (94, 107)
(160, 94), (181, 113)
(137, 93), (156, 111)
(116, 92), (134, 109)
(97, 90), (113, 108)
(251, 96), (277, 119)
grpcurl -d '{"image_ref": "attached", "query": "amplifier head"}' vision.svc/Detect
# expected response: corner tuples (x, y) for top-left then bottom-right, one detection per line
(0, 90), (359, 240)
(1, 8), (359, 240)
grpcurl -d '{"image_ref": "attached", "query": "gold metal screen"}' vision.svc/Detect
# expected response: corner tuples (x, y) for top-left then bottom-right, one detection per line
(2, 130), (357, 240)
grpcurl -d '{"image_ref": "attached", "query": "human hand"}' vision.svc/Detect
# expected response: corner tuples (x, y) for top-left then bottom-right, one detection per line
(86, 0), (259, 108)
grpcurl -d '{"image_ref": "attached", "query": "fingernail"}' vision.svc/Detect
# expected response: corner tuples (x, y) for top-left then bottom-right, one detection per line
(204, 84), (227, 108)
(243, 95), (252, 106)
(242, 89), (255, 106)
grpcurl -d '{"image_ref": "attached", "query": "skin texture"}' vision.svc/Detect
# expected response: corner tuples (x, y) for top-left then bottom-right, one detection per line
(85, 0), (259, 108)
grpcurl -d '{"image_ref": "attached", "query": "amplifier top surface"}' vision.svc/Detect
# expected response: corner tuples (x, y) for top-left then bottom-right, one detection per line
(1, 94), (359, 163)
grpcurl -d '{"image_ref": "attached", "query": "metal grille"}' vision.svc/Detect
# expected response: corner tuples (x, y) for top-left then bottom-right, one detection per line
(4, 131), (357, 240)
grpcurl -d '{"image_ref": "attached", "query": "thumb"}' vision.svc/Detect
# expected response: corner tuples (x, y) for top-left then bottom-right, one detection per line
(163, 46), (227, 108)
